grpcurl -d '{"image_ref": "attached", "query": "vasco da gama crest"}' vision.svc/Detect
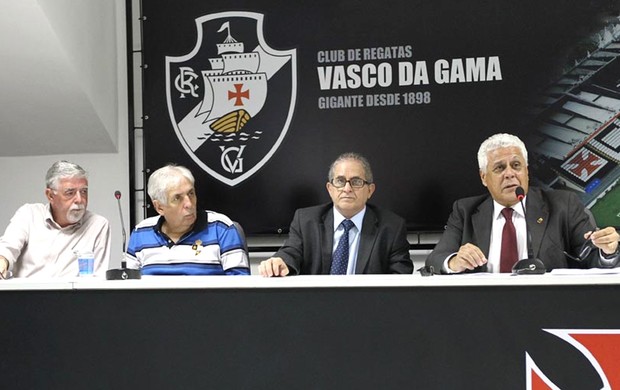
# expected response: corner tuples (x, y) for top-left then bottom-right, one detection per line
(166, 12), (297, 186)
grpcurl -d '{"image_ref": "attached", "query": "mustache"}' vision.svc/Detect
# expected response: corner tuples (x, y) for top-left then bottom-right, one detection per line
(70, 205), (86, 212)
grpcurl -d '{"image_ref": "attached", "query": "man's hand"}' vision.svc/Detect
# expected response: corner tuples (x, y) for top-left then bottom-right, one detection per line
(258, 257), (290, 277)
(448, 243), (487, 272)
(586, 227), (620, 255)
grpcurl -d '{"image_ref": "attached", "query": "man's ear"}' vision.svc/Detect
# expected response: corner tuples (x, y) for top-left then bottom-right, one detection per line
(367, 183), (376, 199)
(153, 200), (165, 215)
(45, 188), (54, 202)
(479, 170), (488, 187)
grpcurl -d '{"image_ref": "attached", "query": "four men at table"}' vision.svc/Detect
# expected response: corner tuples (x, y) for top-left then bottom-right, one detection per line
(0, 161), (110, 278)
(1, 137), (618, 278)
(425, 133), (620, 274)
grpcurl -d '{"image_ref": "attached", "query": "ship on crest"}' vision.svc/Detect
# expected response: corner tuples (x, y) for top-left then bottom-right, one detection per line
(199, 22), (267, 133)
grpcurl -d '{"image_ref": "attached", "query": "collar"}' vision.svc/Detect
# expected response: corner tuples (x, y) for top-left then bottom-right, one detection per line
(154, 210), (207, 241)
(332, 206), (366, 232)
(492, 197), (526, 220)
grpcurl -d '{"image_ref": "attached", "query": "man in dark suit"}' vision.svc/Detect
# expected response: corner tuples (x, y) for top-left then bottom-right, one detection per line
(426, 133), (619, 274)
(259, 153), (413, 276)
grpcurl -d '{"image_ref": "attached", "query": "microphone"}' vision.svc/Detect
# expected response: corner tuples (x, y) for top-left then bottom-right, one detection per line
(114, 190), (126, 254)
(511, 186), (546, 275)
(106, 190), (141, 280)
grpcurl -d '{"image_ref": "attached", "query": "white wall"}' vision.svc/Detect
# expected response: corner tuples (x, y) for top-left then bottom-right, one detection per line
(0, 0), (129, 269)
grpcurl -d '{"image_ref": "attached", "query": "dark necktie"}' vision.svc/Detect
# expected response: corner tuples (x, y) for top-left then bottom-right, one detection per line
(330, 219), (355, 275)
(500, 208), (518, 273)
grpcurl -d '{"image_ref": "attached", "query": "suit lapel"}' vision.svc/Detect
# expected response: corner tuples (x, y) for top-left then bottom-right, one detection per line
(355, 208), (378, 274)
(472, 198), (493, 256)
(524, 188), (548, 258)
(320, 208), (334, 274)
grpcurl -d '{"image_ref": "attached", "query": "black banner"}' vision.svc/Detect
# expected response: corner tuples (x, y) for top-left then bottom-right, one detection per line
(141, 0), (620, 233)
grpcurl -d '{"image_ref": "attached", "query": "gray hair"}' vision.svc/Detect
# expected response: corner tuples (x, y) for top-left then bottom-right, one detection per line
(147, 164), (195, 205)
(45, 161), (88, 190)
(477, 133), (528, 171)
(328, 152), (374, 183)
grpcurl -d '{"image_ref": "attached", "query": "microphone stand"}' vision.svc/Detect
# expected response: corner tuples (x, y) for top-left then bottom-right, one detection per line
(106, 191), (141, 280)
(511, 187), (546, 275)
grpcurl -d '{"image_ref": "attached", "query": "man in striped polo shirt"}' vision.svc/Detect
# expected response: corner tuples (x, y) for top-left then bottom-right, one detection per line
(126, 164), (249, 275)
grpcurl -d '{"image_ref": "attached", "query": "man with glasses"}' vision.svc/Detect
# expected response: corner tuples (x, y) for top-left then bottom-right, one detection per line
(0, 161), (111, 278)
(259, 152), (413, 276)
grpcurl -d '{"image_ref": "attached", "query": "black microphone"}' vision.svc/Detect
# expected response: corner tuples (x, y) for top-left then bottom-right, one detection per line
(515, 187), (530, 259)
(511, 186), (546, 275)
(114, 190), (127, 254)
(106, 190), (141, 280)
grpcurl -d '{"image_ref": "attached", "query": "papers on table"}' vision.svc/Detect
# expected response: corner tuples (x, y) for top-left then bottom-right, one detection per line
(550, 267), (620, 276)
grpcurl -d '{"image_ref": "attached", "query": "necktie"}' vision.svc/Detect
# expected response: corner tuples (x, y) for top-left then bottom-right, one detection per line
(330, 219), (355, 275)
(500, 208), (518, 273)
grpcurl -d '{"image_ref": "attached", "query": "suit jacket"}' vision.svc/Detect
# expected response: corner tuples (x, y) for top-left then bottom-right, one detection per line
(426, 187), (619, 273)
(275, 203), (413, 275)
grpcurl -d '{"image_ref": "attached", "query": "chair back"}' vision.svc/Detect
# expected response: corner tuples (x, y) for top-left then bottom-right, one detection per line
(233, 221), (249, 255)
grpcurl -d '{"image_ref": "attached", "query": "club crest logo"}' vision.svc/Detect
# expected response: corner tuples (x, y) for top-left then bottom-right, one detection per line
(166, 12), (297, 186)
(526, 329), (620, 389)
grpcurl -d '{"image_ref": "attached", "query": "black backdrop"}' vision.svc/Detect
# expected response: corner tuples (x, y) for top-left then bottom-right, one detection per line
(140, 0), (617, 234)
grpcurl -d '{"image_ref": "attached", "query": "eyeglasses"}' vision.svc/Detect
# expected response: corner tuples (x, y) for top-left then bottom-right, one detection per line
(563, 238), (596, 262)
(330, 177), (371, 189)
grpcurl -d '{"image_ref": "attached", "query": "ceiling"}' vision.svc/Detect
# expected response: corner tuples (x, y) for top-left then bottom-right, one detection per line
(0, 0), (120, 156)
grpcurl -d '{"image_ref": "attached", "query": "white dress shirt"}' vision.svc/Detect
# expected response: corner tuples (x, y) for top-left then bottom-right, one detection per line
(486, 200), (528, 273)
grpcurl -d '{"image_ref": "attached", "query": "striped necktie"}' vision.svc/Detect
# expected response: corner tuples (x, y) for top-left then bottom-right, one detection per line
(330, 219), (355, 275)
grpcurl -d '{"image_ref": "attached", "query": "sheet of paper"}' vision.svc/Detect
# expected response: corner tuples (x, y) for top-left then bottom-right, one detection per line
(550, 267), (620, 276)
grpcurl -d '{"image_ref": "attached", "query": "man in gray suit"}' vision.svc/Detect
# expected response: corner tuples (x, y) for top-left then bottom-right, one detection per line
(259, 152), (413, 276)
(426, 133), (619, 274)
